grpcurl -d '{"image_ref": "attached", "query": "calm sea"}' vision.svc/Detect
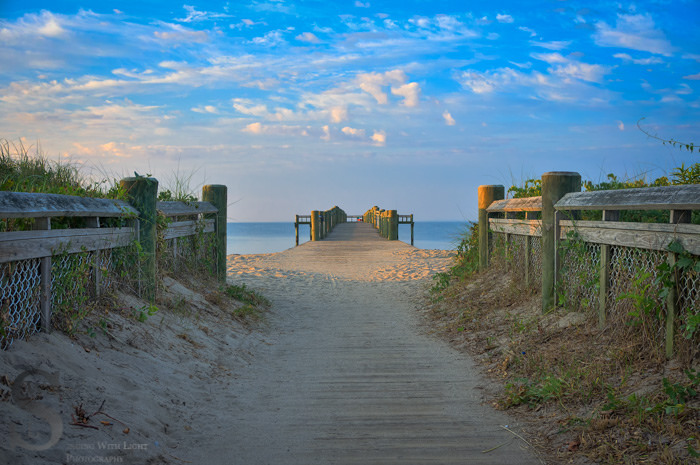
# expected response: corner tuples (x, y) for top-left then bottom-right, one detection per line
(227, 221), (472, 255)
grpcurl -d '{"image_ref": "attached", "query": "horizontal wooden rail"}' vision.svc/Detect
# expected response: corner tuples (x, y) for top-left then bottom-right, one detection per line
(487, 196), (542, 213)
(0, 191), (138, 218)
(559, 219), (700, 255)
(157, 201), (218, 217)
(162, 219), (215, 240)
(555, 185), (700, 211)
(489, 218), (542, 237)
(0, 227), (137, 263)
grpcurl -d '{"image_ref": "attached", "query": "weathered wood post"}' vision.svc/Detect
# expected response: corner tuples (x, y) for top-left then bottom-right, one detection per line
(598, 209), (619, 328)
(202, 184), (227, 283)
(410, 214), (414, 246)
(120, 176), (158, 301)
(478, 185), (504, 271)
(388, 210), (398, 240)
(311, 210), (321, 241)
(541, 171), (581, 312)
(295, 215), (299, 246)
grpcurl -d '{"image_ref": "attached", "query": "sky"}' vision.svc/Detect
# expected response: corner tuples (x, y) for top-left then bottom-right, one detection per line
(0, 1), (698, 221)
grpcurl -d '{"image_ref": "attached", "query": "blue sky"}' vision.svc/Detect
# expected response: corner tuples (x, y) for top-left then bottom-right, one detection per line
(1, 1), (698, 221)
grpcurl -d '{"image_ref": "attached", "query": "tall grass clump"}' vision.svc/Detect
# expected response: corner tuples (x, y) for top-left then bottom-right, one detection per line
(0, 139), (123, 199)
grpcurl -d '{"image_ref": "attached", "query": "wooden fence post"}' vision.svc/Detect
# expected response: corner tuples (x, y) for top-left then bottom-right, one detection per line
(410, 214), (414, 246)
(202, 184), (227, 283)
(120, 176), (158, 301)
(311, 210), (321, 241)
(478, 185), (504, 271)
(388, 210), (398, 240)
(541, 171), (581, 313)
(598, 210), (619, 328)
(295, 215), (300, 246)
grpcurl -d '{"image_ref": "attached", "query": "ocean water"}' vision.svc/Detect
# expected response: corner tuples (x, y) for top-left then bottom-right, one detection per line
(227, 221), (471, 255)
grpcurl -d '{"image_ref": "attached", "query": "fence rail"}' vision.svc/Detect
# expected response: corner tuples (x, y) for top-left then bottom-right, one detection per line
(479, 174), (700, 359)
(1, 182), (227, 349)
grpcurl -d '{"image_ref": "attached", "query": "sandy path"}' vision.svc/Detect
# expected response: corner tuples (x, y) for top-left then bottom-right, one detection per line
(206, 223), (540, 464)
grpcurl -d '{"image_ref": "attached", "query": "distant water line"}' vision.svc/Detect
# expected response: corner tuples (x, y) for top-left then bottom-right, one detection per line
(226, 221), (472, 255)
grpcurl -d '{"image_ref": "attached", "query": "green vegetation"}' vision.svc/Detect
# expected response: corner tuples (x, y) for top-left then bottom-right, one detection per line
(222, 283), (270, 308)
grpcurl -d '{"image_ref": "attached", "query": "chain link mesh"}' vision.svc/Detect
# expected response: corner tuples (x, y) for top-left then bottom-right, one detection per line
(607, 246), (666, 320)
(558, 242), (601, 312)
(0, 259), (41, 349)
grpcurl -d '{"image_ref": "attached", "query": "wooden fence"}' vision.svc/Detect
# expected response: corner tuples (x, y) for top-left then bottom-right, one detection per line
(480, 172), (700, 358)
(0, 179), (227, 349)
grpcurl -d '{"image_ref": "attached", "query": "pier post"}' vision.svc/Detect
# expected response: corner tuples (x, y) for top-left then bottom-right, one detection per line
(541, 171), (581, 312)
(120, 176), (158, 301)
(311, 210), (321, 241)
(478, 185), (504, 271)
(202, 184), (228, 283)
(388, 210), (398, 240)
(410, 214), (414, 246)
(295, 215), (299, 246)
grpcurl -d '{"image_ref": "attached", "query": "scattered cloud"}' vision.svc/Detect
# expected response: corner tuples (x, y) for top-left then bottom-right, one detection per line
(355, 1), (370, 7)
(594, 13), (674, 56)
(296, 32), (321, 43)
(154, 24), (209, 43)
(391, 82), (421, 107)
(443, 111), (456, 126)
(342, 126), (365, 137)
(191, 105), (218, 114)
(530, 40), (571, 51)
(617, 120), (625, 131)
(613, 53), (664, 65)
(176, 5), (232, 23)
(357, 70), (407, 104)
(371, 130), (386, 146)
(683, 73), (700, 80)
(496, 14), (514, 24)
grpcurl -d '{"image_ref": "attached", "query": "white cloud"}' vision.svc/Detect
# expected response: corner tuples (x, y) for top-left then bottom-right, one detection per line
(617, 120), (625, 131)
(371, 130), (386, 146)
(296, 32), (320, 43)
(243, 122), (264, 134)
(176, 5), (232, 23)
(594, 13), (674, 56)
(192, 105), (218, 114)
(531, 52), (568, 64)
(321, 125), (331, 141)
(38, 15), (66, 37)
(330, 106), (348, 123)
(391, 82), (420, 107)
(530, 40), (571, 51)
(355, 1), (370, 7)
(496, 14), (514, 24)
(251, 30), (286, 46)
(356, 69), (419, 106)
(443, 111), (456, 126)
(154, 24), (209, 43)
(551, 62), (609, 83)
(613, 53), (664, 65)
(519, 26), (536, 37)
(342, 126), (365, 137)
(683, 73), (700, 80)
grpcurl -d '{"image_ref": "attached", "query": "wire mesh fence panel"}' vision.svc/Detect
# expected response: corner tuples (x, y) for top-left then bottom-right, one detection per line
(607, 246), (667, 340)
(163, 232), (218, 277)
(558, 241), (601, 312)
(51, 251), (96, 333)
(510, 234), (528, 280)
(530, 235), (543, 290)
(0, 259), (41, 349)
(676, 260), (700, 359)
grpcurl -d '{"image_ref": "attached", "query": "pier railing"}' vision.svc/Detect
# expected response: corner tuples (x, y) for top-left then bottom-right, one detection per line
(362, 206), (415, 245)
(479, 172), (700, 359)
(295, 206), (347, 245)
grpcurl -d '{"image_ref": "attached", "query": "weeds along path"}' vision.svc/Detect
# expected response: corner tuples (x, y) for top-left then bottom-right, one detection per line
(213, 222), (541, 464)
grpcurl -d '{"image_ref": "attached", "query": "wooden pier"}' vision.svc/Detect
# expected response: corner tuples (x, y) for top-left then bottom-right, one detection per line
(295, 206), (415, 246)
